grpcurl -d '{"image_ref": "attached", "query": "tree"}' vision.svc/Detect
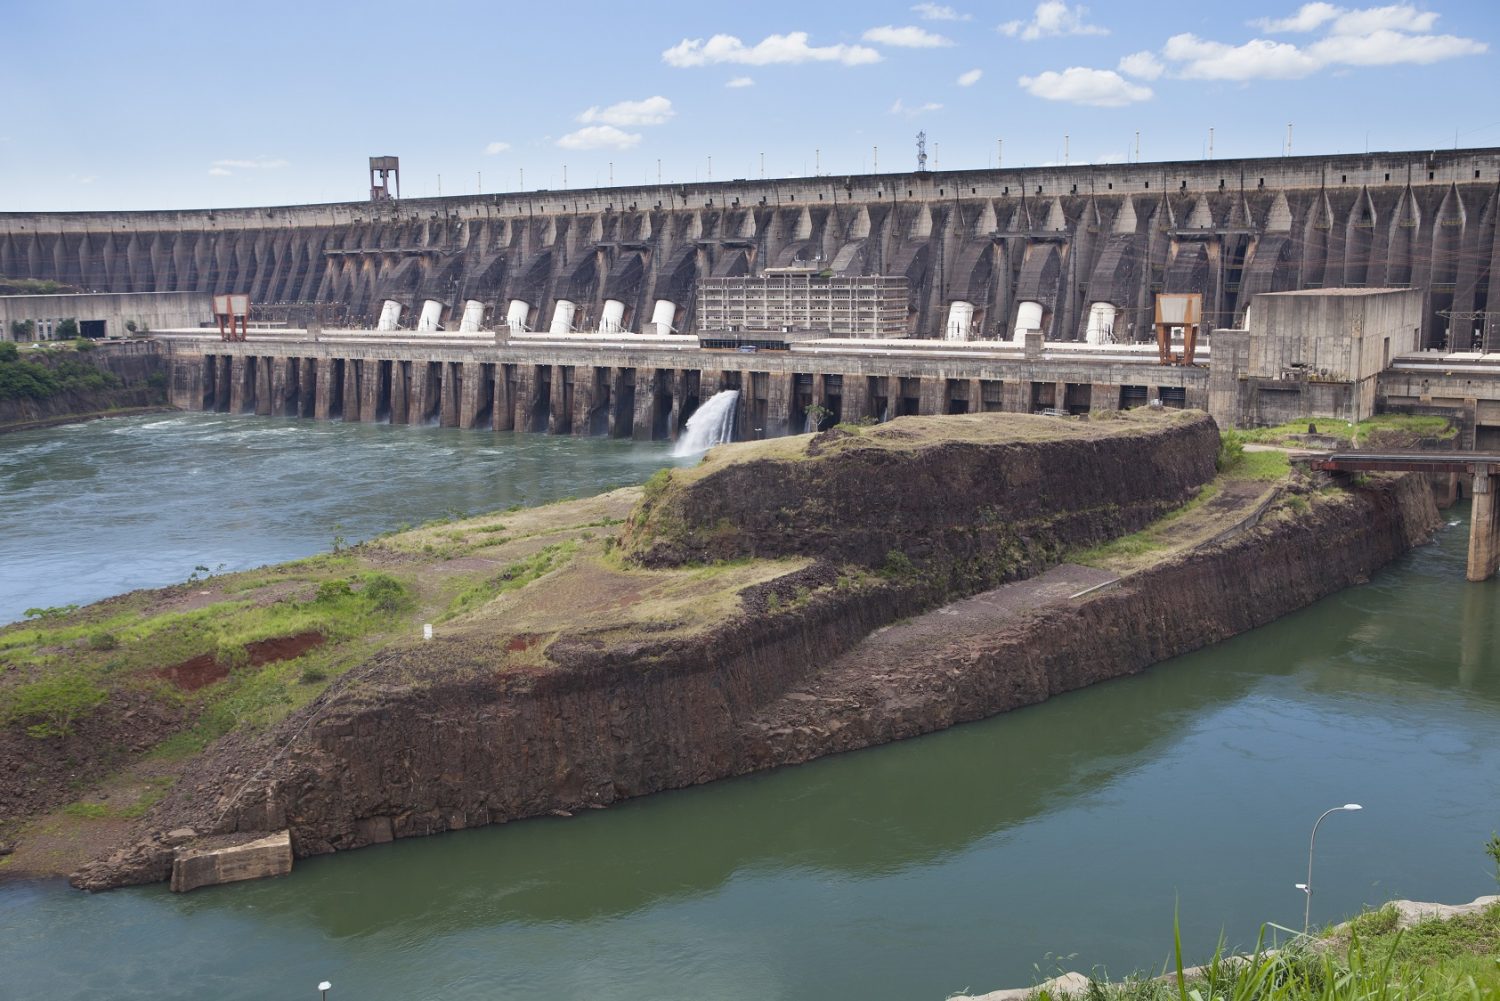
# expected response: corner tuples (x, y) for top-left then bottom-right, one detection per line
(55, 318), (79, 340)
(9, 319), (34, 341)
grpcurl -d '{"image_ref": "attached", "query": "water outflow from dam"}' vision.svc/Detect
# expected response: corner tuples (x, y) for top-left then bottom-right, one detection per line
(2, 416), (1499, 1001)
(671, 389), (740, 457)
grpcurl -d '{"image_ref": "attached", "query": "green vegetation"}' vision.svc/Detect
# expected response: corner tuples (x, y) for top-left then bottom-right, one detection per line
(0, 276), (73, 295)
(9, 319), (35, 340)
(2, 673), (108, 737)
(1032, 901), (1500, 1001)
(0, 348), (119, 402)
(1216, 432), (1292, 481)
(441, 542), (577, 622)
(1237, 414), (1458, 448)
(54, 318), (78, 340)
(805, 402), (832, 432)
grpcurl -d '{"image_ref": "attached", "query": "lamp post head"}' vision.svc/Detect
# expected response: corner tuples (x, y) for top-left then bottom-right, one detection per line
(318, 982), (332, 993)
(1342, 804), (1363, 812)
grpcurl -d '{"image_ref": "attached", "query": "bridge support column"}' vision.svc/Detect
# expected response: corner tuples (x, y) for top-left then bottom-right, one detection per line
(360, 361), (383, 423)
(918, 377), (941, 416)
(844, 373), (869, 422)
(341, 359), (360, 422)
(459, 362), (484, 428)
(608, 368), (632, 438)
(438, 362), (459, 428)
(1091, 383), (1116, 414)
(254, 357), (274, 416)
(571, 367), (597, 436)
(1002, 381), (1028, 413)
(314, 361), (333, 420)
(768, 374), (796, 437)
(547, 365), (570, 435)
(1467, 466), (1500, 582)
(390, 361), (410, 424)
(632, 368), (658, 441)
(493, 364), (514, 432)
(513, 365), (538, 432)
(213, 356), (233, 411)
(229, 357), (253, 414)
(270, 357), (292, 416)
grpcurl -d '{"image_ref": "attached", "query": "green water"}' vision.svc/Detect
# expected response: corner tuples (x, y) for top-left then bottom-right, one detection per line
(1, 415), (1498, 1000)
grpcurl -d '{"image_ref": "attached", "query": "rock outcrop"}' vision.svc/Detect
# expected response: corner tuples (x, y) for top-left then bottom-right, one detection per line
(71, 413), (1440, 890)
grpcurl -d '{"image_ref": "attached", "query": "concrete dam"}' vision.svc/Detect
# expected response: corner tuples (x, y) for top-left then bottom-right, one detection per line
(4, 147), (1500, 349)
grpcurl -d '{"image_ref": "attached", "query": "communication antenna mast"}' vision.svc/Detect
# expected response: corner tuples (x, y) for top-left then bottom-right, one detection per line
(916, 131), (928, 172)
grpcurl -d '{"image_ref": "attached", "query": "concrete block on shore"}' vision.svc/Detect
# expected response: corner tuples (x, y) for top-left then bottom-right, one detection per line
(170, 830), (292, 892)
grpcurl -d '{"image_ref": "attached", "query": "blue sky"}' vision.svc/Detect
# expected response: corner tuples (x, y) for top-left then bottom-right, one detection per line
(3, 0), (1497, 211)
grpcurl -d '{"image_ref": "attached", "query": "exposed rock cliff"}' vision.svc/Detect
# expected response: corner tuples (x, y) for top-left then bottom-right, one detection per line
(0, 346), (167, 430)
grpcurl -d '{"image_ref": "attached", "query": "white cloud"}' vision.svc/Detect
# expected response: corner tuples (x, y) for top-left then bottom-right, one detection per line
(890, 98), (944, 117)
(913, 2), (970, 20)
(211, 156), (288, 170)
(556, 126), (642, 151)
(1309, 27), (1485, 64)
(1151, 6), (1485, 82)
(483, 141), (511, 155)
(1163, 33), (1321, 79)
(1332, 5), (1439, 35)
(862, 25), (954, 47)
(1252, 2), (1342, 32)
(957, 68), (983, 86)
(578, 96), (675, 127)
(726, 75), (755, 87)
(208, 167), (232, 176)
(1000, 2), (1108, 40)
(1118, 50), (1165, 79)
(1017, 67), (1152, 106)
(663, 32), (881, 67)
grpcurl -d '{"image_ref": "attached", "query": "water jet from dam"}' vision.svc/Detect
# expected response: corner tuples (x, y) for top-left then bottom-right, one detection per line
(673, 390), (739, 457)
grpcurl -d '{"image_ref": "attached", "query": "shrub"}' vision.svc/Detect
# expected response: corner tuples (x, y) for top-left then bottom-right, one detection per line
(72, 337), (95, 352)
(4, 674), (109, 738)
(55, 318), (79, 339)
(0, 341), (17, 362)
(87, 631), (119, 651)
(1216, 430), (1246, 472)
(360, 572), (408, 612)
(878, 549), (916, 579)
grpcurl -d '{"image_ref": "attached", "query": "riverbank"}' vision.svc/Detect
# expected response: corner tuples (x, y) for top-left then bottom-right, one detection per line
(957, 893), (1500, 1001)
(0, 410), (1441, 891)
(0, 342), (167, 432)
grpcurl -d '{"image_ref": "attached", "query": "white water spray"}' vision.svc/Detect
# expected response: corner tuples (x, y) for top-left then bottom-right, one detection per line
(672, 390), (740, 457)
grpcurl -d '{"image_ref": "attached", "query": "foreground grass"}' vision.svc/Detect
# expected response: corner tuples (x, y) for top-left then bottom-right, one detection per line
(1024, 902), (1500, 1001)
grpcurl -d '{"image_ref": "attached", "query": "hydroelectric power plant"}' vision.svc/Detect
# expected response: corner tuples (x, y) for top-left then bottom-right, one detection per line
(8, 148), (1500, 445)
(5, 148), (1500, 1001)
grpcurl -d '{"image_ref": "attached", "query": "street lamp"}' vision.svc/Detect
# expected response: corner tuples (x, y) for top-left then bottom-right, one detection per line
(1299, 804), (1363, 934)
(318, 981), (332, 1001)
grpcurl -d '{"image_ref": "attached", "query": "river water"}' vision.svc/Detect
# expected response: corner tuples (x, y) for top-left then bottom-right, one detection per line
(2, 414), (1498, 1001)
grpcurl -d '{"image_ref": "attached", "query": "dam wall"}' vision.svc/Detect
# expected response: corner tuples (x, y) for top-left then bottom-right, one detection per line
(4, 148), (1498, 347)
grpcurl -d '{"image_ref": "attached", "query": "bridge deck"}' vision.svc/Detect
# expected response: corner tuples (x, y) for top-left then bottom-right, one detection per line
(1311, 451), (1500, 474)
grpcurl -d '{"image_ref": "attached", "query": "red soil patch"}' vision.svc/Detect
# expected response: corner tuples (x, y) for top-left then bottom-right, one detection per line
(505, 633), (545, 653)
(155, 631), (326, 692)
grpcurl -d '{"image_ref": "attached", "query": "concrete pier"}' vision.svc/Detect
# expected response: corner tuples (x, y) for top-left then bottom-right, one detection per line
(1468, 466), (1499, 581)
